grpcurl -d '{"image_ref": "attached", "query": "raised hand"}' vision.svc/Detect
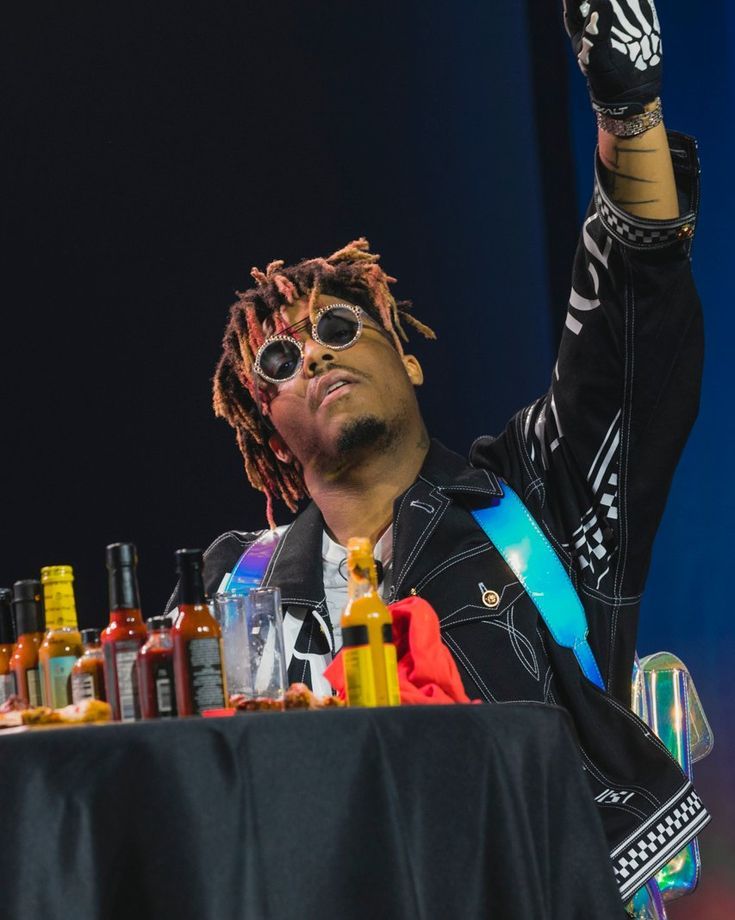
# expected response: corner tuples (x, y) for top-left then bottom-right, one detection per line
(563, 0), (662, 118)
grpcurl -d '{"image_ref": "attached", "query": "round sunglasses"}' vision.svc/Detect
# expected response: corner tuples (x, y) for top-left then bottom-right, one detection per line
(254, 303), (373, 385)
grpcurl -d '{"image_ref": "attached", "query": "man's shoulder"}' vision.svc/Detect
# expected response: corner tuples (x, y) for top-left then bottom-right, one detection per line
(204, 527), (269, 558)
(164, 525), (289, 615)
(203, 525), (290, 576)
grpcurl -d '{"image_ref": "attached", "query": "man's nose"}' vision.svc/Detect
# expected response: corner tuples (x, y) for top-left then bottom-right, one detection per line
(302, 334), (335, 377)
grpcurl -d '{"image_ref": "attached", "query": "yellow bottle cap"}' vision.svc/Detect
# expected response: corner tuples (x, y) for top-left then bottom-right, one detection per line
(346, 538), (378, 586)
(41, 565), (75, 584)
(41, 566), (79, 629)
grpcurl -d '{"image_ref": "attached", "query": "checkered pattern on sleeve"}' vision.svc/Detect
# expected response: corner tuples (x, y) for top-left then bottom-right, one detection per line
(594, 185), (697, 252)
(611, 784), (710, 901)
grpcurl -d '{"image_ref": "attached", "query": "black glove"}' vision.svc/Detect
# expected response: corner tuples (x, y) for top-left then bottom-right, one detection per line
(563, 0), (662, 118)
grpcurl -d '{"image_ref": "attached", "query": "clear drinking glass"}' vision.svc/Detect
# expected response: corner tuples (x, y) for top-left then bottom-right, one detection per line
(212, 592), (253, 698)
(246, 587), (287, 700)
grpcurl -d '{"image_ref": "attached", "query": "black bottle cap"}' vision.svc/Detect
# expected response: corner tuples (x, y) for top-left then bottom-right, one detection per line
(0, 589), (16, 644)
(174, 548), (203, 573)
(174, 549), (206, 606)
(106, 542), (141, 610)
(106, 543), (138, 569)
(81, 628), (101, 647)
(146, 616), (170, 632)
(12, 579), (45, 635)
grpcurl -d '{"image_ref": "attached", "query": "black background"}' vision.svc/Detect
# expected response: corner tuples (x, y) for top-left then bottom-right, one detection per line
(2, 2), (575, 624)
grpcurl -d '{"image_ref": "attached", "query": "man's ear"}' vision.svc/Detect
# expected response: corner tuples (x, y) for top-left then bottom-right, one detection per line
(268, 432), (294, 464)
(402, 354), (424, 386)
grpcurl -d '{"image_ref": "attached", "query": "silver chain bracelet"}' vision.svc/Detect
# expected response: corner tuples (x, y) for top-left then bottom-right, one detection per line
(596, 98), (663, 137)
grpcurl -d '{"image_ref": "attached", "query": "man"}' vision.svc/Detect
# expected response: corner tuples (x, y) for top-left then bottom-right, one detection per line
(171, 0), (709, 901)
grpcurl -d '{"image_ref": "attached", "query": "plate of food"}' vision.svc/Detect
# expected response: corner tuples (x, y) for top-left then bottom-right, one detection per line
(203, 683), (345, 717)
(0, 695), (112, 732)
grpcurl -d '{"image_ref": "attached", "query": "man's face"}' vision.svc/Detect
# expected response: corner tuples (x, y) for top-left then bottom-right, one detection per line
(258, 294), (424, 475)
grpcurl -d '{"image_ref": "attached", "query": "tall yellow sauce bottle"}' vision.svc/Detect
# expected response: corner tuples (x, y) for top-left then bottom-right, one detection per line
(340, 538), (400, 708)
(39, 566), (83, 707)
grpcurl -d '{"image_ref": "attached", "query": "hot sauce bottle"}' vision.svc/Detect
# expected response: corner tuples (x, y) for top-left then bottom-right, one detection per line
(39, 566), (84, 708)
(71, 628), (107, 704)
(340, 538), (401, 708)
(0, 589), (17, 705)
(9, 579), (46, 706)
(137, 616), (177, 719)
(101, 543), (146, 722)
(172, 549), (226, 716)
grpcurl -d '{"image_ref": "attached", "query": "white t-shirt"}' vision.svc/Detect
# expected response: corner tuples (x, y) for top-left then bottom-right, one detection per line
(321, 526), (393, 652)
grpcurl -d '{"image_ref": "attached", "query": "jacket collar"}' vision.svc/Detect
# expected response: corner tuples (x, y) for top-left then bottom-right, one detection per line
(417, 439), (503, 497)
(389, 440), (503, 596)
(262, 439), (502, 608)
(262, 499), (326, 609)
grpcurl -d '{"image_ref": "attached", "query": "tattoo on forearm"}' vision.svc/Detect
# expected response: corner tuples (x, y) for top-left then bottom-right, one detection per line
(599, 160), (656, 184)
(601, 143), (661, 205)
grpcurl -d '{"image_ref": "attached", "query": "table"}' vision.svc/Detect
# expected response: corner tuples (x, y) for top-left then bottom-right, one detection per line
(0, 703), (624, 919)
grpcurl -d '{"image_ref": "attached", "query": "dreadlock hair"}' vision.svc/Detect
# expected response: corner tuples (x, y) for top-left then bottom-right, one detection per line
(213, 238), (436, 529)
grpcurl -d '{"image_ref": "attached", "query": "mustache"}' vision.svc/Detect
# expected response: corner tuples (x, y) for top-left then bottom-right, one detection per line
(314, 362), (368, 381)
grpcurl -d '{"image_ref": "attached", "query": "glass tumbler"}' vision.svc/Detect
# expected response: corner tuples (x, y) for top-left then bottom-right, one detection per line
(213, 592), (253, 698)
(246, 587), (287, 700)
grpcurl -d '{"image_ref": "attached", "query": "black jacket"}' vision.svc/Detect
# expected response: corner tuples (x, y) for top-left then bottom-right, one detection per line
(168, 133), (709, 900)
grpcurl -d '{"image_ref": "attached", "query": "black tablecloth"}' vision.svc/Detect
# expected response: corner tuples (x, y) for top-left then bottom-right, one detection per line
(0, 703), (624, 919)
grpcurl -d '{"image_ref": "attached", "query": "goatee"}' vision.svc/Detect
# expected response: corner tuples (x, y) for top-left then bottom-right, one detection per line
(337, 415), (395, 456)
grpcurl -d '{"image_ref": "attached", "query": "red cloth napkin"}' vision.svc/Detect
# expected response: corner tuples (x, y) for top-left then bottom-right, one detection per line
(324, 596), (476, 705)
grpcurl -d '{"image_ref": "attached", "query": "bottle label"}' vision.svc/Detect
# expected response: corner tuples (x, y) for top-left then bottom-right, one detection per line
(71, 671), (96, 704)
(115, 644), (140, 722)
(27, 668), (42, 707)
(46, 657), (76, 708)
(38, 666), (47, 706)
(343, 645), (377, 707)
(156, 676), (173, 717)
(383, 643), (401, 707)
(0, 672), (17, 706)
(185, 638), (225, 714)
(153, 657), (176, 717)
(43, 585), (78, 629)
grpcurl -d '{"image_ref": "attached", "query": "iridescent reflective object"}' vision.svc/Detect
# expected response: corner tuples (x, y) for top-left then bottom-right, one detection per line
(471, 486), (605, 688)
(223, 528), (282, 595)
(628, 879), (668, 919)
(631, 652), (714, 901)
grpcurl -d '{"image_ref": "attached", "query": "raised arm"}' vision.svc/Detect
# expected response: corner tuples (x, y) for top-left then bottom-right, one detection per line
(565, 0), (678, 220)
(473, 1), (702, 699)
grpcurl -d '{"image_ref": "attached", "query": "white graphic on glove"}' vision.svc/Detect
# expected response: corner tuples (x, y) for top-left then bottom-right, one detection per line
(575, 0), (661, 75)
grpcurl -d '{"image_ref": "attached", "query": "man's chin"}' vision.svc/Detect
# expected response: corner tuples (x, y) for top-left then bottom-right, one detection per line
(336, 414), (392, 456)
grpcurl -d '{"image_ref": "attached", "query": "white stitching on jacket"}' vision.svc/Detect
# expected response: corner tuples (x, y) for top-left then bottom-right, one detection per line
(393, 481), (450, 590)
(414, 543), (494, 595)
(443, 633), (498, 702)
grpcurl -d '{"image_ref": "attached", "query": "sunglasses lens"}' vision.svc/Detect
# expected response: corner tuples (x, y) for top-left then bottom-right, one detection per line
(316, 306), (360, 347)
(259, 339), (301, 381)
